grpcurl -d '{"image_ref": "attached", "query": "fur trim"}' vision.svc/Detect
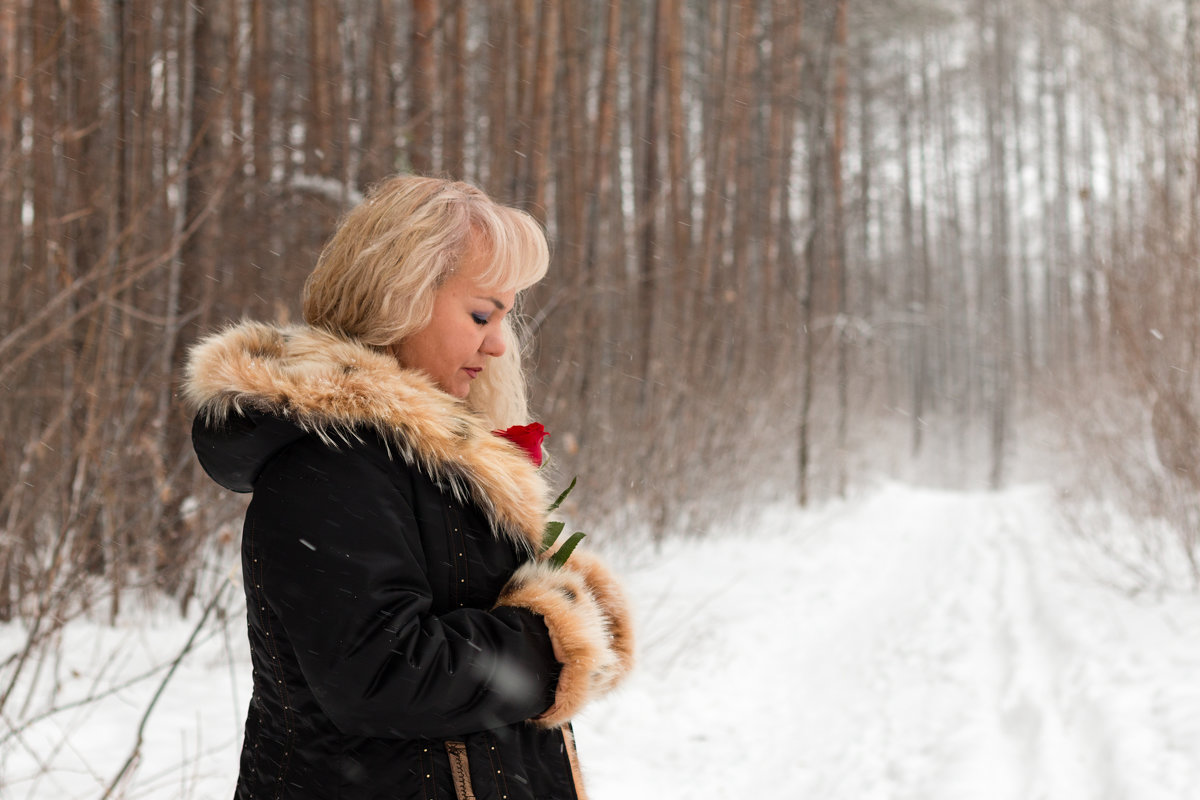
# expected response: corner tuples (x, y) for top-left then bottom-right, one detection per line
(562, 551), (635, 691)
(495, 560), (620, 728)
(183, 321), (549, 552)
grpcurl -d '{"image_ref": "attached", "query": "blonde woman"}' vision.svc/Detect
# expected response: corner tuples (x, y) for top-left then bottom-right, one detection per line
(185, 175), (634, 799)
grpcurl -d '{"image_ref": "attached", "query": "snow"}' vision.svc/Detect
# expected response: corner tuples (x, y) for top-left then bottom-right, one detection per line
(4, 483), (1200, 799)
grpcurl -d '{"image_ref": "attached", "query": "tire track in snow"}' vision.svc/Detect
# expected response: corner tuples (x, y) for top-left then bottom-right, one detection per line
(585, 486), (1000, 799)
(981, 497), (1123, 800)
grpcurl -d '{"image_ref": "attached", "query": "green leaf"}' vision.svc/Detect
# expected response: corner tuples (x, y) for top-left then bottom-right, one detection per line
(546, 477), (577, 514)
(541, 520), (565, 552)
(548, 532), (586, 569)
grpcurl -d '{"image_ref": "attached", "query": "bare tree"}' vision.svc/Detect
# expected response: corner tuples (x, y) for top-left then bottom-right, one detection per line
(2, 0), (1198, 625)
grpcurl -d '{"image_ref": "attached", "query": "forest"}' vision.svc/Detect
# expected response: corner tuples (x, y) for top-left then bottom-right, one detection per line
(3, 0), (1200, 637)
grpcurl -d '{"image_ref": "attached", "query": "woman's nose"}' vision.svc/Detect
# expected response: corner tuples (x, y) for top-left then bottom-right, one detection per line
(481, 330), (506, 358)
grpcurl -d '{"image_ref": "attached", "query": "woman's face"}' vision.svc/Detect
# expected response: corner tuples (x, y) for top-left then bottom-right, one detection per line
(392, 243), (516, 399)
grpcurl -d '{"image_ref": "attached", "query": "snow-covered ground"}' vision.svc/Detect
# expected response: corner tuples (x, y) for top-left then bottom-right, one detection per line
(3, 483), (1199, 799)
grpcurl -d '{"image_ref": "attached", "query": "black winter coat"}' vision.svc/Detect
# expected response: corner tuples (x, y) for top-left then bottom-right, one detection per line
(185, 322), (633, 800)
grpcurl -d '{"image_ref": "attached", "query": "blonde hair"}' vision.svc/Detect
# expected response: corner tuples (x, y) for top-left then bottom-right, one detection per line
(303, 175), (549, 428)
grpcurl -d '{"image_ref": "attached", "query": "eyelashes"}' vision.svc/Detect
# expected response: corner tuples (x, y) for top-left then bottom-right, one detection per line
(471, 312), (491, 326)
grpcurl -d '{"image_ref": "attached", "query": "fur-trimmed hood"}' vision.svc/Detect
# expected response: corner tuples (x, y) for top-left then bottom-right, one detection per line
(184, 320), (550, 552)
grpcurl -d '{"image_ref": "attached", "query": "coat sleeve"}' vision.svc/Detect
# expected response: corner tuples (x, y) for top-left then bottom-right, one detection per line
(245, 435), (560, 739)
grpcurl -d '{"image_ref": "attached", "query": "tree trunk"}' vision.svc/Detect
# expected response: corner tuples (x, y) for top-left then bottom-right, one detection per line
(1051, 3), (1073, 372)
(486, 4), (512, 196)
(831, 0), (849, 496)
(31, 0), (59, 283)
(899, 44), (921, 455)
(361, 0), (395, 185)
(409, 0), (436, 175)
(663, 0), (691, 275)
(982, 0), (1011, 489)
(443, 1), (468, 178)
(526, 0), (558, 221)
(636, 0), (660, 404)
(308, 0), (342, 179)
(799, 21), (831, 506)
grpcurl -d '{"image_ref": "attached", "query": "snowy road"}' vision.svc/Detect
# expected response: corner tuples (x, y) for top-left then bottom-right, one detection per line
(4, 483), (1200, 799)
(580, 484), (1200, 800)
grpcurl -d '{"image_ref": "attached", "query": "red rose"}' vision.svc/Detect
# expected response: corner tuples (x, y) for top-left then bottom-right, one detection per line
(494, 423), (548, 467)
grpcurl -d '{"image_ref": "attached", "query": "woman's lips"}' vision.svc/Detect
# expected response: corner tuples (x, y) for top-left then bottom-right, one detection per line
(464, 367), (482, 379)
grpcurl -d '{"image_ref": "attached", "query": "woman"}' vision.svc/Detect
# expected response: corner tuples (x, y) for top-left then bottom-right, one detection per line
(184, 175), (634, 799)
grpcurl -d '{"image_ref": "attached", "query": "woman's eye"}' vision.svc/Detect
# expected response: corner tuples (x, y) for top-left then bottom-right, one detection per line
(471, 312), (490, 326)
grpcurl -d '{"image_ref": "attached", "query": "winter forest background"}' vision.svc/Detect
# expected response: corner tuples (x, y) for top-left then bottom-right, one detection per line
(4, 0), (1200, 794)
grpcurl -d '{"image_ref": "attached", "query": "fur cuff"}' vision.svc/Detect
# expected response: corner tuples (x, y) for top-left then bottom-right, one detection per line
(496, 558), (630, 728)
(560, 550), (635, 692)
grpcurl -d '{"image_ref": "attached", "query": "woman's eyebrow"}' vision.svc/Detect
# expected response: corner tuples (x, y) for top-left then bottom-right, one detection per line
(475, 296), (507, 311)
